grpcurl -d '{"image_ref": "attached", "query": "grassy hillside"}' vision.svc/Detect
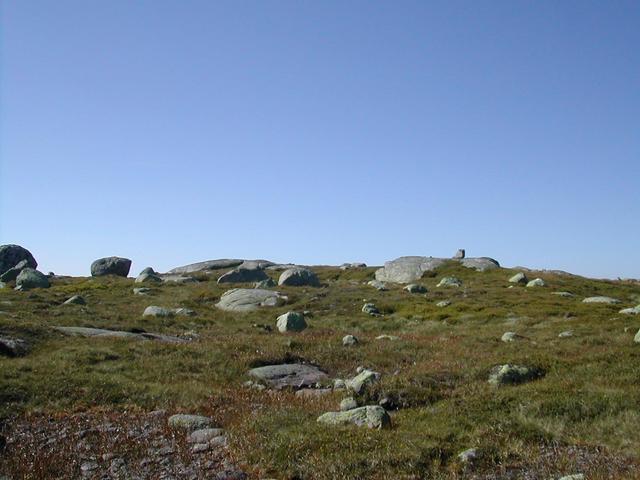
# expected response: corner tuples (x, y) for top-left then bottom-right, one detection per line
(1, 262), (639, 479)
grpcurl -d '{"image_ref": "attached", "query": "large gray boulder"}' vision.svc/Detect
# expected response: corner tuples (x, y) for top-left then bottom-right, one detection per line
(248, 363), (327, 390)
(218, 265), (269, 284)
(0, 244), (37, 277)
(91, 257), (132, 277)
(375, 255), (499, 283)
(215, 288), (287, 312)
(166, 259), (244, 274)
(15, 268), (49, 290)
(278, 268), (320, 287)
(0, 259), (30, 282)
(317, 406), (391, 429)
(135, 272), (162, 283)
(276, 312), (307, 332)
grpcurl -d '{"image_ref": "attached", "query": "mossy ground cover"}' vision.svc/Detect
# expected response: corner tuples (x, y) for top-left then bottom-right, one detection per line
(1, 263), (639, 478)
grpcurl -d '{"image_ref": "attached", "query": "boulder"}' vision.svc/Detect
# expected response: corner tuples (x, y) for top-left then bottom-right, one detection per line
(374, 256), (447, 284)
(437, 276), (462, 288)
(362, 303), (380, 316)
(501, 332), (524, 342)
(167, 259), (244, 274)
(526, 278), (546, 288)
(459, 257), (499, 272)
(436, 300), (451, 307)
(143, 306), (174, 317)
(367, 280), (388, 291)
(0, 336), (29, 357)
(278, 268), (320, 287)
(15, 268), (50, 290)
(215, 289), (287, 312)
(345, 369), (380, 394)
(558, 331), (574, 338)
(340, 263), (367, 270)
(187, 428), (225, 444)
(0, 244), (37, 276)
(139, 267), (156, 275)
(247, 363), (327, 390)
(340, 397), (358, 411)
(404, 284), (427, 294)
(582, 296), (621, 304)
(135, 272), (162, 283)
(218, 265), (268, 284)
(342, 334), (358, 346)
(508, 272), (528, 284)
(317, 406), (391, 429)
(0, 259), (30, 282)
(63, 295), (86, 305)
(620, 305), (640, 315)
(454, 249), (465, 259)
(91, 257), (132, 277)
(254, 278), (276, 289)
(54, 326), (186, 343)
(276, 312), (307, 332)
(634, 329), (640, 344)
(488, 364), (544, 385)
(168, 414), (214, 431)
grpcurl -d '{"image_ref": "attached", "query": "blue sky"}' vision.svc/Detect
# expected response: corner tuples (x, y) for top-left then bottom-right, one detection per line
(1, 1), (638, 278)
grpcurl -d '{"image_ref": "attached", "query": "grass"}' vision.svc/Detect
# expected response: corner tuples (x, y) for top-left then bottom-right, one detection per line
(1, 262), (639, 478)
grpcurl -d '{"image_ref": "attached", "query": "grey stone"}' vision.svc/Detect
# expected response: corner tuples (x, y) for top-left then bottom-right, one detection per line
(526, 278), (546, 287)
(143, 306), (174, 318)
(254, 278), (276, 289)
(278, 267), (320, 287)
(508, 272), (528, 284)
(459, 257), (500, 272)
(558, 331), (574, 338)
(247, 363), (327, 390)
(436, 300), (451, 307)
(634, 329), (640, 343)
(54, 326), (187, 343)
(167, 259), (244, 274)
(174, 307), (196, 316)
(133, 287), (152, 295)
(342, 334), (358, 346)
(552, 291), (575, 297)
(0, 336), (29, 357)
(458, 448), (479, 463)
(317, 406), (391, 429)
(340, 397), (358, 411)
(620, 305), (640, 315)
(276, 312), (307, 332)
(488, 364), (544, 385)
(345, 369), (380, 394)
(15, 268), (50, 290)
(168, 414), (214, 431)
(404, 284), (427, 294)
(362, 303), (380, 315)
(215, 288), (288, 312)
(501, 332), (524, 343)
(0, 259), (30, 282)
(340, 263), (367, 270)
(367, 280), (388, 291)
(218, 265), (269, 284)
(91, 257), (132, 277)
(437, 276), (462, 288)
(63, 295), (86, 305)
(375, 256), (448, 284)
(135, 272), (162, 283)
(0, 244), (37, 277)
(139, 267), (156, 275)
(187, 428), (224, 444)
(582, 296), (621, 304)
(454, 249), (465, 259)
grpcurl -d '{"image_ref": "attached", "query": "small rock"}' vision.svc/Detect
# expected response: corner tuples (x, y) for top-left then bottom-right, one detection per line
(634, 329), (640, 343)
(367, 280), (388, 291)
(501, 331), (524, 343)
(437, 276), (462, 288)
(340, 397), (358, 411)
(436, 300), (451, 307)
(63, 295), (86, 306)
(526, 278), (546, 287)
(488, 364), (544, 385)
(174, 307), (196, 316)
(276, 312), (307, 333)
(558, 330), (573, 338)
(168, 414), (214, 431)
(345, 369), (380, 394)
(333, 379), (346, 390)
(342, 334), (358, 346)
(458, 447), (479, 464)
(133, 287), (152, 295)
(619, 305), (640, 315)
(404, 284), (427, 294)
(317, 406), (391, 429)
(552, 291), (575, 297)
(508, 272), (528, 284)
(187, 428), (225, 444)
(582, 296), (621, 304)
(362, 303), (380, 316)
(143, 306), (174, 318)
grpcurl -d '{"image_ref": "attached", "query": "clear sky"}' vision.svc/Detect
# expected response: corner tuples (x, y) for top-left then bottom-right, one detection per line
(1, 1), (638, 278)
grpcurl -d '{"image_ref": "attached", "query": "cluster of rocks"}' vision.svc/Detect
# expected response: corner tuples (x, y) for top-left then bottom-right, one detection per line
(0, 244), (49, 291)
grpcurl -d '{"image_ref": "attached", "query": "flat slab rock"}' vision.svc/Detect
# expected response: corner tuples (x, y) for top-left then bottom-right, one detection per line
(375, 255), (499, 283)
(166, 259), (273, 275)
(215, 288), (287, 312)
(248, 363), (328, 390)
(55, 326), (187, 343)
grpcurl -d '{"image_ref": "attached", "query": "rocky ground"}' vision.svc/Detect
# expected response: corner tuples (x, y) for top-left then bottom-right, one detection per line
(1, 245), (640, 479)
